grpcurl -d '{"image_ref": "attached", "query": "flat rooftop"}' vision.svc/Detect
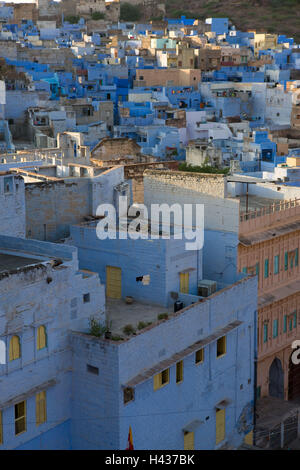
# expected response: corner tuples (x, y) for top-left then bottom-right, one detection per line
(0, 252), (44, 274)
(106, 298), (173, 337)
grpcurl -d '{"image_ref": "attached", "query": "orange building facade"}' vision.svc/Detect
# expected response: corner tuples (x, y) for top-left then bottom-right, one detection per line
(238, 199), (300, 400)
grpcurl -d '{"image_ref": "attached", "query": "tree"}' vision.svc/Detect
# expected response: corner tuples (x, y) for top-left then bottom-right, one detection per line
(120, 3), (142, 21)
(65, 15), (80, 24)
(91, 12), (105, 20)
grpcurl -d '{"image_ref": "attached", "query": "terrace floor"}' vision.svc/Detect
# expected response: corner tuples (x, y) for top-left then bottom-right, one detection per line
(106, 298), (173, 337)
(0, 252), (43, 274)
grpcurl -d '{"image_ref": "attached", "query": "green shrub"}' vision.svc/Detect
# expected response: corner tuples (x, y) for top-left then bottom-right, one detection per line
(123, 324), (136, 335)
(89, 317), (107, 337)
(65, 15), (80, 24)
(91, 12), (105, 20)
(157, 313), (169, 321)
(120, 3), (142, 21)
(178, 162), (230, 175)
(111, 335), (123, 341)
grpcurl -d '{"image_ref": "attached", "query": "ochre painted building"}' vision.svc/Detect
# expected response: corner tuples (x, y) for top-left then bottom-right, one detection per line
(238, 199), (300, 400)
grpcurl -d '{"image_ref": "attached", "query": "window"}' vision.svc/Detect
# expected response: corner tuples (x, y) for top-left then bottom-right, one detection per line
(256, 386), (261, 399)
(296, 249), (299, 267)
(263, 324), (268, 343)
(36, 391), (46, 426)
(274, 255), (279, 275)
(256, 263), (259, 278)
(87, 364), (99, 375)
(9, 335), (20, 361)
(294, 312), (297, 328)
(15, 401), (26, 435)
(273, 319), (278, 338)
(153, 368), (169, 391)
(161, 369), (169, 385)
(184, 431), (194, 450)
(37, 325), (47, 350)
(4, 176), (13, 194)
(285, 252), (288, 271)
(264, 259), (269, 278)
(83, 293), (90, 303)
(0, 411), (2, 445)
(283, 315), (287, 333)
(217, 336), (226, 358)
(195, 348), (204, 364)
(176, 361), (183, 383)
(123, 387), (134, 404)
(216, 408), (225, 444)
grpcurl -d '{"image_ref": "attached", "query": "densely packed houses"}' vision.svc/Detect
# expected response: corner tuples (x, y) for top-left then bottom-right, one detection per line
(0, 0), (300, 450)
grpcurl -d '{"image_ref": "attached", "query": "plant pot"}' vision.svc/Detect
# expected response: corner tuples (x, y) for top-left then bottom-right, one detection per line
(125, 296), (133, 304)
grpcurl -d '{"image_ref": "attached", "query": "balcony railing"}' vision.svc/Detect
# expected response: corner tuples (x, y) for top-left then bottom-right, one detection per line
(239, 198), (300, 235)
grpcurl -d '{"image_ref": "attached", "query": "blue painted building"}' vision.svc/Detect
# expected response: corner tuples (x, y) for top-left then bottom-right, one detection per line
(0, 236), (105, 450)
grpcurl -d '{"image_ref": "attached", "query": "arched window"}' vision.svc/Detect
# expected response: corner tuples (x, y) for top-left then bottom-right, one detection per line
(37, 326), (47, 350)
(9, 335), (20, 361)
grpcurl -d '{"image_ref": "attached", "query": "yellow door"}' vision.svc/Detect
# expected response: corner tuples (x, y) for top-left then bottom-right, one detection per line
(184, 431), (194, 450)
(180, 272), (189, 294)
(244, 430), (253, 446)
(106, 266), (122, 299)
(216, 409), (225, 445)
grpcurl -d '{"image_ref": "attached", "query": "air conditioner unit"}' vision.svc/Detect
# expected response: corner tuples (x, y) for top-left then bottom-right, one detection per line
(198, 280), (217, 297)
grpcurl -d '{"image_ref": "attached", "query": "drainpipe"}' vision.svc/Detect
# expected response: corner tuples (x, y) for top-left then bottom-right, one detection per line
(246, 182), (249, 214)
(253, 308), (258, 446)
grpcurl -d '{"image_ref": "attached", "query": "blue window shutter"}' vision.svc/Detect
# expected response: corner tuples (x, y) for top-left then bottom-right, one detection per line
(296, 249), (299, 267)
(263, 324), (268, 343)
(283, 315), (287, 332)
(294, 312), (297, 328)
(273, 319), (278, 338)
(274, 255), (279, 275)
(264, 259), (269, 278)
(284, 252), (288, 271)
(242, 267), (247, 274)
(289, 318), (293, 331)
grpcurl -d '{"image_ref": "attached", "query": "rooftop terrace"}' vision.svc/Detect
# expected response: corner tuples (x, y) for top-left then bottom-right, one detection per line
(106, 298), (173, 337)
(0, 251), (44, 274)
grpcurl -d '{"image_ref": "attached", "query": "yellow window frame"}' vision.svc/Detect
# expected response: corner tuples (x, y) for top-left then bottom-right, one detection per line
(184, 431), (194, 450)
(195, 348), (204, 364)
(217, 336), (226, 358)
(176, 361), (183, 384)
(37, 325), (47, 350)
(0, 410), (2, 445)
(15, 401), (26, 436)
(9, 335), (20, 361)
(153, 368), (170, 391)
(216, 408), (225, 445)
(36, 391), (47, 426)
